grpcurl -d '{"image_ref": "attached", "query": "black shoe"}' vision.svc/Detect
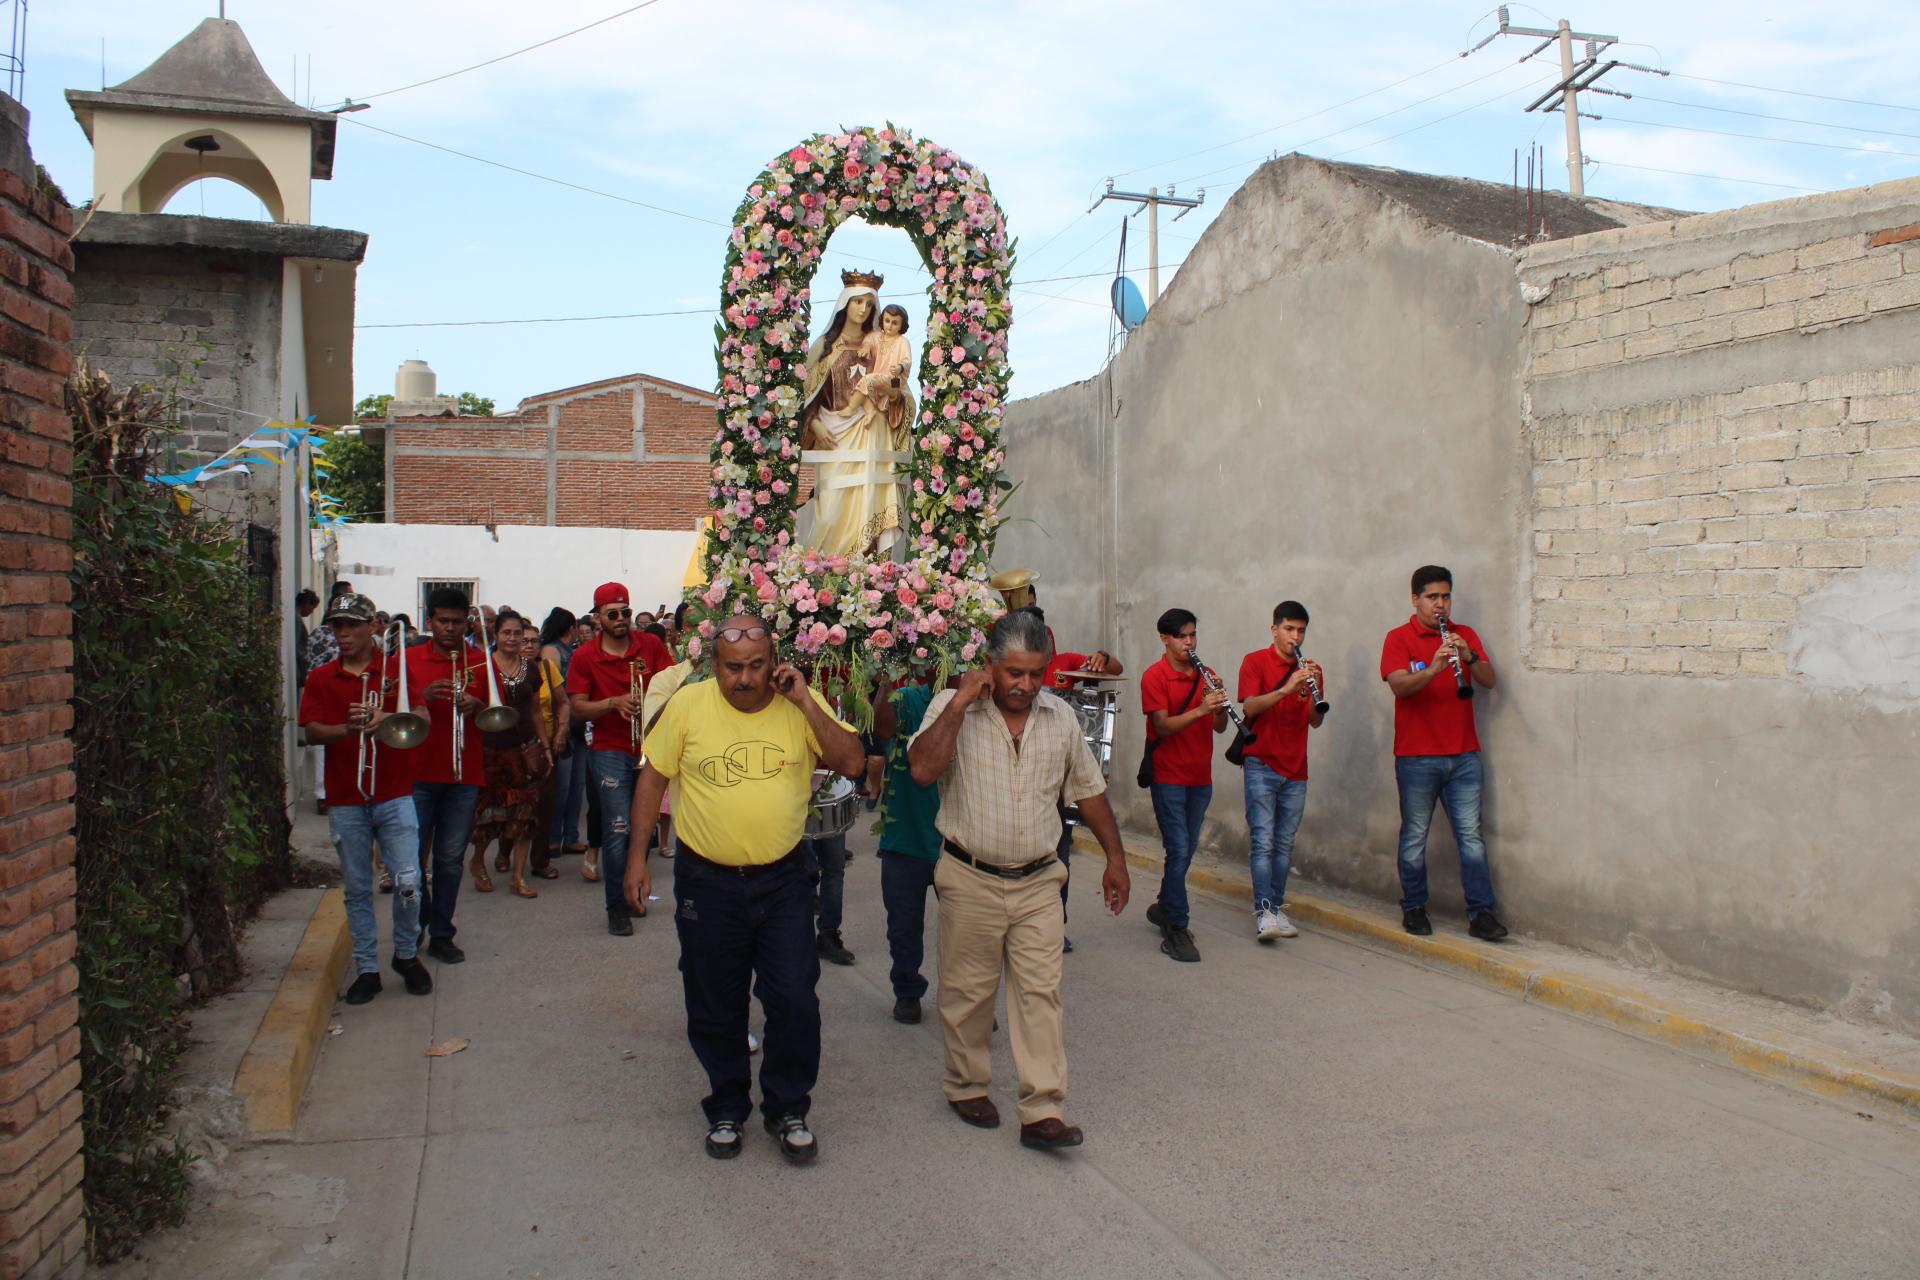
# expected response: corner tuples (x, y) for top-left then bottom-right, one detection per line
(607, 910), (634, 937)
(1469, 911), (1510, 942)
(1159, 926), (1200, 963)
(705, 1120), (744, 1160)
(1402, 907), (1432, 937)
(892, 996), (921, 1024)
(1063, 936), (1074, 954)
(816, 931), (854, 965)
(390, 955), (433, 995)
(1145, 902), (1168, 933)
(425, 937), (465, 964)
(343, 972), (381, 1005)
(764, 1113), (818, 1163)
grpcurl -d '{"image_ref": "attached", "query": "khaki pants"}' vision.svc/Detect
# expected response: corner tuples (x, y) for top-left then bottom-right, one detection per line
(935, 855), (1069, 1125)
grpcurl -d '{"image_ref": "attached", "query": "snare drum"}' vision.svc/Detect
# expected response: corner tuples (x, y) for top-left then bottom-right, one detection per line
(1057, 684), (1120, 827)
(804, 771), (861, 839)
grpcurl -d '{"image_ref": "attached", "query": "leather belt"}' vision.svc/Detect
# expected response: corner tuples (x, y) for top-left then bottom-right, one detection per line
(676, 843), (803, 876)
(943, 840), (1057, 880)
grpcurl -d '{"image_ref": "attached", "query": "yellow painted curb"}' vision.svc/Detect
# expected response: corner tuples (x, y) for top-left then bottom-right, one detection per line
(1084, 832), (1920, 1120)
(233, 887), (352, 1137)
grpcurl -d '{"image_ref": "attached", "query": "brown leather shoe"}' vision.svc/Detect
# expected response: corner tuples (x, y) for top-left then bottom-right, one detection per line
(948, 1096), (1001, 1129)
(1019, 1117), (1084, 1150)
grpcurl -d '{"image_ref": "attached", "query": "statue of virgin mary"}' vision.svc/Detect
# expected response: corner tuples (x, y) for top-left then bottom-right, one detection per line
(800, 269), (913, 558)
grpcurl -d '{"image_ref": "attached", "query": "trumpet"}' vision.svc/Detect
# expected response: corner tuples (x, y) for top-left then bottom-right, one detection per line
(1293, 642), (1331, 718)
(354, 671), (383, 800)
(450, 637), (471, 778)
(375, 618), (429, 750)
(1188, 648), (1253, 737)
(1435, 612), (1474, 701)
(624, 656), (644, 730)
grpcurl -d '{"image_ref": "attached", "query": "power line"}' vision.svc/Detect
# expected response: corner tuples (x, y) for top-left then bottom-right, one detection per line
(1596, 115), (1920, 163)
(345, 0), (668, 105)
(1329, 74), (1555, 159)
(1660, 70), (1920, 117)
(1585, 159), (1823, 193)
(1626, 93), (1920, 143)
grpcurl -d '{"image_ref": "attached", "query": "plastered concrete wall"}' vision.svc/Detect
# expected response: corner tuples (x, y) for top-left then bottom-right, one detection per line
(1000, 156), (1920, 1031)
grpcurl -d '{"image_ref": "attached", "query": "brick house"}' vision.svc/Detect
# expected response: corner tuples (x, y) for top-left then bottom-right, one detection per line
(381, 372), (718, 529)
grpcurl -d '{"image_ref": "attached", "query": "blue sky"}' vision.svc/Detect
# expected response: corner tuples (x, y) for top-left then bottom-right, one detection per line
(21, 1), (1920, 414)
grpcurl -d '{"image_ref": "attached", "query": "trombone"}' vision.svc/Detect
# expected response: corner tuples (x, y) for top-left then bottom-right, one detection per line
(355, 619), (430, 799)
(375, 618), (429, 749)
(353, 671), (384, 800)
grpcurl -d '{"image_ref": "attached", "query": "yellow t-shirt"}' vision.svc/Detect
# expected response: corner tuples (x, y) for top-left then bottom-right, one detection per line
(642, 680), (850, 865)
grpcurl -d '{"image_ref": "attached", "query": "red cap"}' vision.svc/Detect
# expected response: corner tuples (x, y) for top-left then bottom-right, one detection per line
(593, 582), (630, 609)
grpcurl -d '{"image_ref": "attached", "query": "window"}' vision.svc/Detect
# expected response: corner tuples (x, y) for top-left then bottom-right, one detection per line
(418, 577), (477, 621)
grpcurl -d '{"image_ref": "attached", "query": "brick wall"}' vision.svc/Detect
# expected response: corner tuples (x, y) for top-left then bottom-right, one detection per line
(0, 98), (85, 1279)
(390, 376), (716, 531)
(1519, 187), (1920, 676)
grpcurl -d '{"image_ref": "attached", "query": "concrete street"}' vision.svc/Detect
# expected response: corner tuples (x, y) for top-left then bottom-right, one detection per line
(120, 824), (1920, 1279)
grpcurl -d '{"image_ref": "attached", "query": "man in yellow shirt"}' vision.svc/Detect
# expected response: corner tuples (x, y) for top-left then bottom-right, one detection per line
(627, 615), (864, 1163)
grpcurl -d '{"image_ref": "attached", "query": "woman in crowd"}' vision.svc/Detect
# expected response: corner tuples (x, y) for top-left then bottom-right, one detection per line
(467, 611), (550, 899)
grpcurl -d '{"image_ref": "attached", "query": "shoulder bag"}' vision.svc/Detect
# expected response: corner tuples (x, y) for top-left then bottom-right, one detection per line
(1136, 668), (1202, 788)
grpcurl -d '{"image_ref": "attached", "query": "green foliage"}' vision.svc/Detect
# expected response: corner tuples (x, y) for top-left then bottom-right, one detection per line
(456, 391), (495, 417)
(353, 392), (392, 420)
(68, 365), (293, 1262)
(319, 429), (386, 522)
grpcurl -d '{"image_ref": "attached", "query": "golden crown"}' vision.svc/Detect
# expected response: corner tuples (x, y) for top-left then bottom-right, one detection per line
(840, 268), (884, 289)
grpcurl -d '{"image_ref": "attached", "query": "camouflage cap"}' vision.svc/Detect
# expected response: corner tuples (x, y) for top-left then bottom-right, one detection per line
(324, 593), (378, 625)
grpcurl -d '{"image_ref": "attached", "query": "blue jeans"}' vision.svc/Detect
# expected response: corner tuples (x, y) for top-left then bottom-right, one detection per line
(412, 782), (480, 942)
(1394, 752), (1496, 915)
(804, 833), (848, 935)
(878, 850), (937, 999)
(1149, 781), (1213, 929)
(587, 751), (641, 914)
(673, 849), (820, 1124)
(1243, 759), (1308, 909)
(550, 744), (587, 849)
(329, 798), (422, 973)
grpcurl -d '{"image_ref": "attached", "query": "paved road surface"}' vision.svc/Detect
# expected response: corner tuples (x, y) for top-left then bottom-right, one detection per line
(123, 826), (1920, 1278)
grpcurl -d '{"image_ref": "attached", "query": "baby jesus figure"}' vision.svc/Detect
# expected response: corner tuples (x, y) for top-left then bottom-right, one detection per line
(847, 304), (913, 442)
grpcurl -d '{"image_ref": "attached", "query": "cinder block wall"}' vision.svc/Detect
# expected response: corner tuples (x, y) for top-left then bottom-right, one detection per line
(1519, 187), (1920, 679)
(0, 96), (86, 1280)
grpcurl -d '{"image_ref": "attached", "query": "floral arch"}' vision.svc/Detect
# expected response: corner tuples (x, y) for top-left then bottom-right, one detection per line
(688, 127), (1014, 696)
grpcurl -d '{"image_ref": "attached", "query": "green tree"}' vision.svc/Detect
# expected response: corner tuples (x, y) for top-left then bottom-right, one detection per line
(457, 391), (496, 416)
(354, 392), (392, 420)
(318, 429), (386, 522)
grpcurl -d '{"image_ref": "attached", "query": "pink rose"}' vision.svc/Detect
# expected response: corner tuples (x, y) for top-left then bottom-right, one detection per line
(896, 587), (919, 607)
(871, 630), (895, 649)
(757, 580), (779, 603)
(817, 589), (835, 605)
(960, 642), (977, 661)
(687, 637), (704, 659)
(808, 622), (830, 646)
(827, 624), (848, 646)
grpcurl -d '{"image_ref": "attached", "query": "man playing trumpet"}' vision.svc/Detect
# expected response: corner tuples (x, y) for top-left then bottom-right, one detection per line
(297, 594), (432, 1004)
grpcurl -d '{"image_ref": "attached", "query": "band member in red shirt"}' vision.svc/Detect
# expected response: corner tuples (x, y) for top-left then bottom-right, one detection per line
(1139, 607), (1227, 963)
(1380, 565), (1506, 941)
(407, 586), (488, 965)
(567, 582), (674, 936)
(297, 594), (432, 1003)
(1237, 601), (1325, 943)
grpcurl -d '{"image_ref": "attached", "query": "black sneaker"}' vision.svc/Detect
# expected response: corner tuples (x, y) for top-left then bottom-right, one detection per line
(892, 996), (921, 1024)
(705, 1120), (743, 1160)
(1160, 927), (1200, 963)
(425, 937), (465, 964)
(390, 955), (433, 995)
(816, 931), (854, 965)
(1469, 911), (1510, 942)
(343, 972), (381, 1005)
(607, 910), (634, 937)
(1402, 907), (1432, 937)
(764, 1113), (818, 1163)
(1145, 902), (1168, 932)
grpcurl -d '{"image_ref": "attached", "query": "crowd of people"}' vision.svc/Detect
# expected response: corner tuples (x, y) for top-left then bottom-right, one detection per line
(294, 563), (1505, 1165)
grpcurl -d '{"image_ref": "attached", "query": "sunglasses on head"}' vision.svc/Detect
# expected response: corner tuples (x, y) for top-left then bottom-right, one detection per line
(601, 607), (632, 620)
(717, 625), (770, 643)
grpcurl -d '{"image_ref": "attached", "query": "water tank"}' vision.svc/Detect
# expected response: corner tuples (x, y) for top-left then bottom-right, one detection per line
(395, 359), (437, 401)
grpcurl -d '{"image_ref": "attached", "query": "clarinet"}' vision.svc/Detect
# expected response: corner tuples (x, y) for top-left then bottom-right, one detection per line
(1293, 642), (1331, 717)
(1435, 612), (1474, 701)
(1188, 649), (1253, 736)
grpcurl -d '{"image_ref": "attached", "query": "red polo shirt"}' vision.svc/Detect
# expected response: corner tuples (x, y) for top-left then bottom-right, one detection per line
(566, 630), (674, 755)
(405, 641), (488, 786)
(1140, 655), (1215, 787)
(1379, 615), (1488, 757)
(298, 653), (414, 807)
(1236, 647), (1313, 781)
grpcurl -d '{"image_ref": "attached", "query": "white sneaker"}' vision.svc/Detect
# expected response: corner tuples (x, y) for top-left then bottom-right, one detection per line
(1271, 907), (1299, 938)
(1256, 908), (1282, 941)
(747, 1032), (761, 1055)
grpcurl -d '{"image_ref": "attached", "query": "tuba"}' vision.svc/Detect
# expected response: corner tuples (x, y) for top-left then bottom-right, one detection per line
(989, 567), (1038, 611)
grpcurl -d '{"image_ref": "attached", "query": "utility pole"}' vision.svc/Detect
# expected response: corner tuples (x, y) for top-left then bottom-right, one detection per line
(1089, 181), (1203, 303)
(1467, 6), (1661, 197)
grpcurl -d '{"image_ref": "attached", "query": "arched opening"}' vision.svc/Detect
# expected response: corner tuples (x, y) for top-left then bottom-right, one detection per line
(131, 128), (287, 221)
(156, 174), (276, 221)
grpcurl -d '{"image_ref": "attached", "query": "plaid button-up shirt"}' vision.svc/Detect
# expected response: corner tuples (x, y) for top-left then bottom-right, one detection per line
(912, 687), (1107, 866)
